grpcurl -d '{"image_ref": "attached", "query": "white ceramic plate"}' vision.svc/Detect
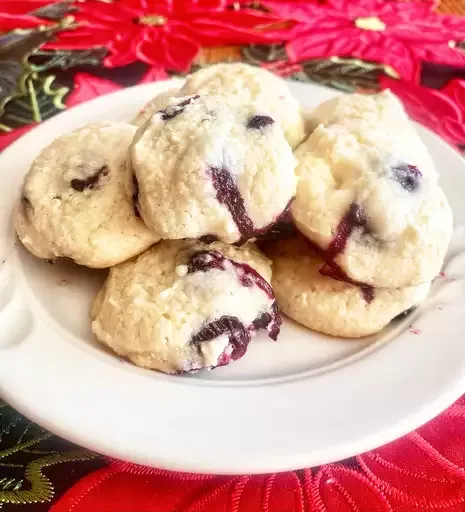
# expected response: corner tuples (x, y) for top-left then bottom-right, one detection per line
(0, 79), (464, 475)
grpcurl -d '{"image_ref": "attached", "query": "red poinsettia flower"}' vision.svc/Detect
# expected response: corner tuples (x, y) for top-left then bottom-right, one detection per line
(50, 398), (465, 512)
(263, 0), (465, 83)
(41, 0), (293, 72)
(381, 76), (465, 148)
(0, 0), (55, 31)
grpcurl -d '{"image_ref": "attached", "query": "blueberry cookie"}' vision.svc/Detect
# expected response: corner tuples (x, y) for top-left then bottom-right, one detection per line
(265, 236), (430, 338)
(307, 91), (437, 179)
(180, 63), (306, 148)
(130, 94), (297, 244)
(292, 92), (452, 288)
(15, 122), (158, 268)
(131, 88), (179, 127)
(91, 240), (281, 373)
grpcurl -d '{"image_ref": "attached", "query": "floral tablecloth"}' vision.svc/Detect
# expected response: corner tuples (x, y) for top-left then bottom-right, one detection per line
(1, 1), (465, 510)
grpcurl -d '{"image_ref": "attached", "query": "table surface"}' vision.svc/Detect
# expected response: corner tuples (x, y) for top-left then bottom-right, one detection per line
(1, 1), (465, 511)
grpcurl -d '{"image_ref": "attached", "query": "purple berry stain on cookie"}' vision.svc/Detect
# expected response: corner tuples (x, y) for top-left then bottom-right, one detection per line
(188, 250), (276, 303)
(327, 203), (367, 260)
(247, 115), (275, 130)
(319, 262), (375, 304)
(254, 198), (295, 242)
(199, 234), (218, 244)
(187, 250), (281, 365)
(158, 95), (200, 121)
(391, 164), (422, 192)
(190, 316), (251, 362)
(209, 166), (255, 240)
(208, 162), (293, 244)
(70, 166), (109, 192)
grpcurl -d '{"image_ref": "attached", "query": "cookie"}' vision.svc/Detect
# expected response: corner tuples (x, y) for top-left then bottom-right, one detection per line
(15, 122), (159, 268)
(307, 91), (437, 179)
(180, 63), (306, 148)
(91, 240), (281, 373)
(292, 92), (453, 288)
(264, 236), (431, 338)
(131, 88), (179, 127)
(130, 93), (297, 244)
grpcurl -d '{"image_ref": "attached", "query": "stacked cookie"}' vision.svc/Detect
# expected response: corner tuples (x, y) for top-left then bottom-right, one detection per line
(15, 63), (305, 374)
(265, 92), (452, 337)
(15, 63), (453, 374)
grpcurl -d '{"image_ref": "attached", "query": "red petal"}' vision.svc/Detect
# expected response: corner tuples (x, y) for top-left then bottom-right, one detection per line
(105, 26), (144, 68)
(44, 27), (114, 50)
(137, 29), (199, 72)
(0, 13), (47, 30)
(0, 0), (50, 14)
(74, 1), (141, 22)
(263, 0), (332, 24)
(66, 73), (122, 107)
(183, 12), (295, 45)
(381, 76), (465, 147)
(285, 28), (365, 63)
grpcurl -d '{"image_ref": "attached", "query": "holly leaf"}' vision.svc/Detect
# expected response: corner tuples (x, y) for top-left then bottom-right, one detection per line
(1, 73), (68, 129)
(242, 43), (287, 64)
(30, 0), (77, 21)
(290, 57), (399, 93)
(0, 30), (51, 114)
(0, 19), (76, 117)
(30, 47), (108, 72)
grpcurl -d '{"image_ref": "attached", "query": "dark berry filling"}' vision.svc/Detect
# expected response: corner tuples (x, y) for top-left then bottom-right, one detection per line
(252, 303), (281, 341)
(199, 234), (219, 244)
(326, 203), (367, 260)
(190, 316), (251, 362)
(209, 166), (255, 240)
(158, 95), (199, 121)
(304, 239), (375, 303)
(319, 262), (375, 304)
(70, 165), (109, 192)
(132, 174), (141, 217)
(187, 250), (281, 368)
(187, 250), (275, 299)
(247, 115), (275, 130)
(253, 198), (295, 243)
(390, 164), (422, 192)
(208, 163), (293, 244)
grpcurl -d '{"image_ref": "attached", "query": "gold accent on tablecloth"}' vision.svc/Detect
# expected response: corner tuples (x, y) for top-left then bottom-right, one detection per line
(438, 0), (465, 15)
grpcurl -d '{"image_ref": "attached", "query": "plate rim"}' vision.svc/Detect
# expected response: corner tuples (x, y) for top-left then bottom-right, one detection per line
(0, 79), (464, 474)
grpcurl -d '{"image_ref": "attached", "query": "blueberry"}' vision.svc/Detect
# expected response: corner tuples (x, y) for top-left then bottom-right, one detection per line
(391, 164), (422, 192)
(71, 166), (109, 192)
(247, 115), (275, 130)
(158, 95), (199, 121)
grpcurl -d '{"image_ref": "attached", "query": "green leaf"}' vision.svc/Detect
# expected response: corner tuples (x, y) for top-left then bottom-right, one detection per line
(30, 48), (108, 72)
(0, 19), (76, 117)
(241, 43), (286, 64)
(1, 74), (68, 128)
(0, 30), (51, 113)
(289, 57), (399, 93)
(30, 0), (77, 21)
